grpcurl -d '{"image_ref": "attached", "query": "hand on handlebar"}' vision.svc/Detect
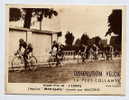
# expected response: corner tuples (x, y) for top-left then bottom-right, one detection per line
(49, 51), (52, 54)
(14, 50), (20, 56)
(14, 52), (18, 56)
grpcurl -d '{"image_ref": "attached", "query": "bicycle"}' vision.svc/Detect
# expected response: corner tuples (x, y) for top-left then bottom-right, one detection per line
(11, 50), (38, 72)
(48, 51), (64, 67)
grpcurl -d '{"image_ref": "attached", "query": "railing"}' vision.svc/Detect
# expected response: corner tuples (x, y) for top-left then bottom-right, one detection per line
(63, 50), (76, 56)
(8, 50), (120, 70)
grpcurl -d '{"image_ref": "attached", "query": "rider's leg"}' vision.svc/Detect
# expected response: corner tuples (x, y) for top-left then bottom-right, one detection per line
(56, 53), (60, 66)
(23, 56), (27, 70)
(23, 51), (29, 71)
(82, 53), (85, 63)
(56, 55), (59, 66)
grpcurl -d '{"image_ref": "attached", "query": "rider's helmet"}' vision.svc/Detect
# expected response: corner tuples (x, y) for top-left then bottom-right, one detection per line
(19, 38), (24, 43)
(28, 43), (32, 48)
(53, 40), (57, 45)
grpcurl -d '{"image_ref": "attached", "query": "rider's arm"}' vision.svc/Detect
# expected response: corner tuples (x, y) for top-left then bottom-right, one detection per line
(51, 45), (54, 50)
(19, 44), (22, 51)
(14, 44), (22, 55)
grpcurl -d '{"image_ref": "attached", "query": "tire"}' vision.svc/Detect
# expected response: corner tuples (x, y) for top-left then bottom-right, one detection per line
(11, 56), (24, 72)
(29, 56), (37, 71)
(48, 56), (52, 67)
(48, 56), (57, 67)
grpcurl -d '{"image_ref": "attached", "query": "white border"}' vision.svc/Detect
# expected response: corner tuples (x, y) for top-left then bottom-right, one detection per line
(0, 0), (129, 100)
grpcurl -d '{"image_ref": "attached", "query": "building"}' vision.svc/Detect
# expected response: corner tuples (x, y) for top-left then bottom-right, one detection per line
(8, 27), (61, 64)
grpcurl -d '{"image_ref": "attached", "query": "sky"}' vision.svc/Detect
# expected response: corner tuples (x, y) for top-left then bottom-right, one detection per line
(57, 6), (124, 44)
(9, 6), (124, 44)
(58, 6), (112, 43)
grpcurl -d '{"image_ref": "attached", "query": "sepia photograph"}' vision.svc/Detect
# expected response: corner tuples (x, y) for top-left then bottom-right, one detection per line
(5, 5), (126, 95)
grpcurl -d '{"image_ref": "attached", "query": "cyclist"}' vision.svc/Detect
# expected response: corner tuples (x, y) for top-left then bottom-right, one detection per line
(92, 44), (99, 60)
(25, 43), (33, 60)
(51, 41), (60, 65)
(79, 44), (87, 62)
(105, 44), (113, 60)
(58, 44), (64, 61)
(52, 41), (59, 51)
(16, 38), (33, 70)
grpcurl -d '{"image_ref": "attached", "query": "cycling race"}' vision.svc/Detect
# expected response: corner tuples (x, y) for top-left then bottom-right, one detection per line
(7, 6), (122, 84)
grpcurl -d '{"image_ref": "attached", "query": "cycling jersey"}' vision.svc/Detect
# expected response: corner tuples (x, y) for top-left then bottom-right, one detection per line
(52, 43), (59, 51)
(26, 44), (33, 54)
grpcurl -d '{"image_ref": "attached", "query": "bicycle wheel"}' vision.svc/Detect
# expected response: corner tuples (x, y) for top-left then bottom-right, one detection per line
(48, 56), (56, 67)
(11, 56), (24, 72)
(57, 55), (64, 67)
(29, 56), (37, 71)
(48, 56), (52, 67)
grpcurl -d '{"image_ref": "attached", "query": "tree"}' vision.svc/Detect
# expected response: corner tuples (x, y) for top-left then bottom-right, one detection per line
(23, 8), (33, 28)
(35, 8), (58, 30)
(106, 9), (122, 51)
(80, 33), (90, 45)
(9, 8), (58, 29)
(106, 9), (122, 37)
(74, 38), (81, 47)
(91, 36), (101, 46)
(9, 8), (22, 21)
(65, 31), (74, 46)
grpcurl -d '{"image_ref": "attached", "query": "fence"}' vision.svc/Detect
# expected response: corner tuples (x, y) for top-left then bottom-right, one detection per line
(9, 49), (120, 71)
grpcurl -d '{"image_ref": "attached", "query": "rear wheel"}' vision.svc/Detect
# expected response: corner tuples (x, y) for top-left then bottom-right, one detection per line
(29, 56), (37, 71)
(48, 56), (57, 67)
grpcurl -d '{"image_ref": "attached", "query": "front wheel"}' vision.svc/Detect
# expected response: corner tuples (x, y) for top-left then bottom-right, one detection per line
(48, 56), (57, 67)
(29, 56), (38, 71)
(11, 56), (24, 72)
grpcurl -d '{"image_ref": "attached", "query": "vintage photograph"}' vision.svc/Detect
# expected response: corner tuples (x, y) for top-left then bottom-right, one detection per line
(6, 5), (126, 95)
